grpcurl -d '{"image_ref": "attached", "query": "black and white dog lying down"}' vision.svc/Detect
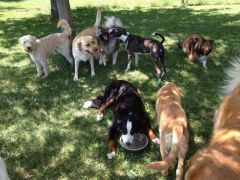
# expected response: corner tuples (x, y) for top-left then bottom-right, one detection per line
(108, 27), (166, 83)
(83, 80), (159, 159)
(96, 16), (123, 66)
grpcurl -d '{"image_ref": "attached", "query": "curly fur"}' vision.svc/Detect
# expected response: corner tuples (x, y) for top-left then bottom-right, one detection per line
(19, 19), (73, 77)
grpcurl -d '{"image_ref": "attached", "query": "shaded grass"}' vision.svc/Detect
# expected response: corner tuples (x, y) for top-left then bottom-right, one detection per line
(0, 1), (240, 179)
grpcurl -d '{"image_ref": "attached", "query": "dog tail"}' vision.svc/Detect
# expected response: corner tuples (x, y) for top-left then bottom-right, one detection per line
(221, 57), (240, 95)
(57, 19), (72, 36)
(104, 16), (123, 28)
(93, 8), (102, 27)
(145, 125), (183, 171)
(152, 32), (165, 44)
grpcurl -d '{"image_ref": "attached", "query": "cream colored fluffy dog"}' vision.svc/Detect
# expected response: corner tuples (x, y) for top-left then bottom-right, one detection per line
(72, 8), (101, 80)
(19, 20), (73, 77)
(185, 58), (240, 180)
(146, 82), (189, 180)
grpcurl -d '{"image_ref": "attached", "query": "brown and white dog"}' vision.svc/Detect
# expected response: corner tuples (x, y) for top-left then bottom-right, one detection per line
(146, 82), (189, 180)
(179, 34), (214, 69)
(185, 58), (240, 180)
(72, 8), (101, 80)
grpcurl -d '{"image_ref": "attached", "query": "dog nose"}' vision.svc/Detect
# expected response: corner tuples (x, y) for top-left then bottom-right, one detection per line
(125, 142), (131, 146)
(27, 47), (31, 50)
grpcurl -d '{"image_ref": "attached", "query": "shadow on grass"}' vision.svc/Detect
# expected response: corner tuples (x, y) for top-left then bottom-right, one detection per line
(0, 5), (240, 179)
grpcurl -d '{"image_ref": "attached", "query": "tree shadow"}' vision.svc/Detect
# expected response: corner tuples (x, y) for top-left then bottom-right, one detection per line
(1, 5), (240, 179)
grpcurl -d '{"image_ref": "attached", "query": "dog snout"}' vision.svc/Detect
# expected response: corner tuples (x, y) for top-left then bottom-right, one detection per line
(94, 47), (98, 52)
(125, 142), (132, 146)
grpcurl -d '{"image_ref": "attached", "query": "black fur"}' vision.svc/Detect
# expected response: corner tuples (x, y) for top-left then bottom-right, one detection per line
(88, 80), (154, 144)
(108, 27), (166, 82)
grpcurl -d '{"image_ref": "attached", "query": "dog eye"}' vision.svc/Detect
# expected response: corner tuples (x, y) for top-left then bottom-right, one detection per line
(92, 41), (95, 44)
(86, 44), (90, 47)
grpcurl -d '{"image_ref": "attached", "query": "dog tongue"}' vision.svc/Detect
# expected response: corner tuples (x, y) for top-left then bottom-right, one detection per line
(92, 51), (100, 58)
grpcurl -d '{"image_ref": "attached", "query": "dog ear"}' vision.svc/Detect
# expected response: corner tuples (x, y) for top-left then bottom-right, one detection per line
(176, 86), (184, 97)
(77, 40), (82, 51)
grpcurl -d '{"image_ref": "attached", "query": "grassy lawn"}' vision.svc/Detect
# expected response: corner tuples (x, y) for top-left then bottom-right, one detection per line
(0, 0), (240, 179)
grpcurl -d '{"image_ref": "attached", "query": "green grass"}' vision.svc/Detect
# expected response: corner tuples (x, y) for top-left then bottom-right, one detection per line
(0, 0), (240, 179)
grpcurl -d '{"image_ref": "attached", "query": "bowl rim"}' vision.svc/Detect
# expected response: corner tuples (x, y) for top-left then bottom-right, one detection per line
(119, 133), (149, 151)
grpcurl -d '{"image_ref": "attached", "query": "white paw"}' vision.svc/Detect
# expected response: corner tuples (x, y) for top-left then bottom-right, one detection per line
(99, 60), (103, 65)
(91, 73), (95, 77)
(152, 138), (160, 144)
(96, 113), (104, 121)
(83, 101), (93, 109)
(203, 65), (207, 69)
(124, 68), (129, 72)
(73, 76), (78, 81)
(107, 151), (116, 159)
(37, 73), (43, 77)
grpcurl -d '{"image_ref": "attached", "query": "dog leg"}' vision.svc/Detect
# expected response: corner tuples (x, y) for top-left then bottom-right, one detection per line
(99, 53), (103, 65)
(147, 128), (160, 144)
(125, 53), (133, 72)
(102, 54), (106, 66)
(176, 139), (188, 180)
(112, 50), (119, 65)
(41, 58), (49, 77)
(97, 97), (115, 121)
(134, 53), (139, 67)
(35, 61), (43, 77)
(107, 126), (117, 159)
(73, 59), (80, 81)
(160, 134), (169, 176)
(59, 45), (74, 65)
(89, 57), (95, 77)
(202, 59), (207, 69)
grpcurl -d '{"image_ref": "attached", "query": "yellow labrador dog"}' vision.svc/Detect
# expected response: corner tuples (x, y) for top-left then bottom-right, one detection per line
(146, 82), (189, 180)
(72, 8), (101, 80)
(185, 58), (240, 180)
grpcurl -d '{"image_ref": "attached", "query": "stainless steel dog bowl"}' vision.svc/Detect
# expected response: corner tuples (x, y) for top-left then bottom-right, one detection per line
(119, 133), (148, 151)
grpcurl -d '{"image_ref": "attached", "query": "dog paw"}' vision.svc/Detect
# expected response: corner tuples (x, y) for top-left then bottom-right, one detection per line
(124, 68), (129, 72)
(37, 73), (43, 77)
(73, 76), (78, 81)
(83, 101), (93, 109)
(152, 138), (160, 144)
(157, 79), (162, 84)
(107, 151), (116, 159)
(91, 73), (95, 77)
(96, 113), (104, 121)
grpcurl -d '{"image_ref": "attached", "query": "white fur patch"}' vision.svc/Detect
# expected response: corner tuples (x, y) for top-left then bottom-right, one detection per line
(152, 138), (160, 144)
(104, 16), (123, 28)
(96, 113), (104, 121)
(120, 120), (133, 145)
(222, 57), (240, 95)
(107, 151), (116, 159)
(165, 133), (173, 150)
(83, 101), (93, 109)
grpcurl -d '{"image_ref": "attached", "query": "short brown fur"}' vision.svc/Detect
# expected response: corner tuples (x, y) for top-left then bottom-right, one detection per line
(185, 84), (240, 180)
(146, 82), (189, 180)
